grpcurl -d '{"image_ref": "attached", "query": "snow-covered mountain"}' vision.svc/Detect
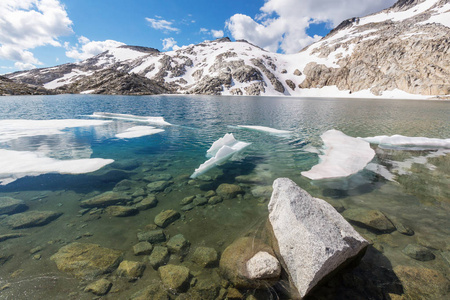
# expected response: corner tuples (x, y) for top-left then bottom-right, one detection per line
(4, 0), (450, 99)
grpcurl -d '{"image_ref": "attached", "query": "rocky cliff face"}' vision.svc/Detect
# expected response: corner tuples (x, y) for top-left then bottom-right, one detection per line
(4, 0), (449, 98)
(300, 0), (450, 96)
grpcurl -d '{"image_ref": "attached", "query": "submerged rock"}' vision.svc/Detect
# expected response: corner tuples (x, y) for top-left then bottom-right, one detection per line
(235, 174), (265, 184)
(193, 195), (208, 206)
(105, 205), (138, 217)
(148, 246), (169, 269)
(130, 283), (169, 300)
(135, 195), (158, 211)
(0, 233), (25, 242)
(192, 247), (219, 268)
(208, 196), (223, 205)
(166, 234), (190, 255)
(205, 190), (216, 198)
(181, 203), (196, 211)
(159, 264), (191, 293)
(393, 221), (414, 236)
(226, 287), (243, 299)
(342, 208), (396, 233)
(132, 188), (147, 198)
(181, 196), (195, 205)
(154, 210), (180, 228)
(190, 270), (222, 299)
(251, 186), (273, 199)
(137, 229), (166, 243)
(394, 265), (449, 299)
(219, 237), (279, 288)
(50, 242), (123, 279)
(402, 244), (435, 261)
(111, 160), (140, 171)
(147, 180), (171, 192)
(0, 197), (27, 215)
(84, 278), (112, 296)
(117, 260), (146, 281)
(6, 211), (62, 229)
(0, 254), (13, 266)
(80, 191), (131, 208)
(113, 179), (137, 191)
(268, 178), (369, 298)
(133, 242), (153, 256)
(144, 174), (173, 182)
(216, 183), (243, 199)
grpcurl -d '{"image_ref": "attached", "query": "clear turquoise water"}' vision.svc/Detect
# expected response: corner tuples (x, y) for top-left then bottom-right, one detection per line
(0, 95), (448, 299)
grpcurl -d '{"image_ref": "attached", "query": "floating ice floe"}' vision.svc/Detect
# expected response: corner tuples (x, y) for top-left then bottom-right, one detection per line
(0, 119), (111, 143)
(0, 149), (114, 185)
(191, 133), (250, 178)
(361, 135), (450, 149)
(236, 125), (292, 136)
(90, 112), (171, 126)
(301, 130), (375, 180)
(115, 126), (164, 139)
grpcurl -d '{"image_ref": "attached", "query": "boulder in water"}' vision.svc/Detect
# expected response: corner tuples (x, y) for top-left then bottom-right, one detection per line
(268, 178), (369, 298)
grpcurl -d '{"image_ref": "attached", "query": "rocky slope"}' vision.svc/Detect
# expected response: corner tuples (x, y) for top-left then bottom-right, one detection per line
(0, 76), (52, 96)
(300, 0), (450, 97)
(4, 0), (449, 98)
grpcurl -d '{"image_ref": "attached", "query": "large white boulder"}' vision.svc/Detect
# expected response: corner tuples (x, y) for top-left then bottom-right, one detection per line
(268, 178), (369, 298)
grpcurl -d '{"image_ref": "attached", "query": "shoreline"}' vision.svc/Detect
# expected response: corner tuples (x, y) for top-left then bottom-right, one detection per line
(2, 92), (449, 101)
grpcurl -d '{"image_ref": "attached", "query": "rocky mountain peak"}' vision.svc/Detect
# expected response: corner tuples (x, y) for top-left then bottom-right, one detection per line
(391, 0), (426, 11)
(118, 45), (160, 53)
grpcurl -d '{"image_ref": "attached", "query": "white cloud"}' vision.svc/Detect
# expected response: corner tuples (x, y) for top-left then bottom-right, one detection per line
(0, 45), (40, 65)
(65, 36), (125, 60)
(0, 0), (73, 67)
(211, 30), (224, 39)
(161, 37), (179, 51)
(200, 28), (225, 39)
(146, 17), (180, 33)
(226, 0), (396, 53)
(14, 61), (37, 70)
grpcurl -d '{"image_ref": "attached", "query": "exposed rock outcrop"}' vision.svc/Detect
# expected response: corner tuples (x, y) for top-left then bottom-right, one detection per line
(56, 69), (170, 95)
(268, 178), (369, 298)
(0, 76), (52, 95)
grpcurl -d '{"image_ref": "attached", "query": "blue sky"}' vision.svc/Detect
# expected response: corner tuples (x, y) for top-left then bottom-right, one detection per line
(0, 0), (396, 74)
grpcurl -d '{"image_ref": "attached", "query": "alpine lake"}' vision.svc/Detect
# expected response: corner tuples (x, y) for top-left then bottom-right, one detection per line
(0, 94), (448, 299)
